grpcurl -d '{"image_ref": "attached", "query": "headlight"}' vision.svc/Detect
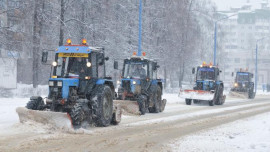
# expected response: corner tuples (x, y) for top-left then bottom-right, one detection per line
(243, 84), (246, 87)
(49, 81), (54, 86)
(133, 81), (136, 85)
(86, 62), (91, 67)
(117, 80), (121, 85)
(57, 81), (63, 87)
(52, 61), (57, 66)
(234, 83), (238, 87)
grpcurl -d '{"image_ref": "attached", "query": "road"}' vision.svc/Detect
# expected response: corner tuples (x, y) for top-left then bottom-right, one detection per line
(0, 95), (270, 152)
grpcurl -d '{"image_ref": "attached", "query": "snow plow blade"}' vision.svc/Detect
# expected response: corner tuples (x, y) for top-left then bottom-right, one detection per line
(179, 90), (215, 100)
(114, 100), (141, 115)
(229, 91), (248, 99)
(16, 107), (73, 129)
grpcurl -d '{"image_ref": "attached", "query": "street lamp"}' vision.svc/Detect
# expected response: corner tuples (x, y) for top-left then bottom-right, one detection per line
(138, 0), (143, 56)
(213, 13), (238, 65)
(255, 36), (270, 93)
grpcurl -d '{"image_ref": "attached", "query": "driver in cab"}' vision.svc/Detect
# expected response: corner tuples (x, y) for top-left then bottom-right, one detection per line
(132, 64), (146, 79)
(69, 57), (86, 76)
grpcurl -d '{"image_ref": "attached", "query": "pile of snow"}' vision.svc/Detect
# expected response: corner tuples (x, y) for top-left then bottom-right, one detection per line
(0, 83), (48, 98)
(169, 112), (270, 152)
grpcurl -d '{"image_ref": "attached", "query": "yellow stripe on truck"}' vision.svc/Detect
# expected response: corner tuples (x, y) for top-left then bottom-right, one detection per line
(58, 53), (88, 58)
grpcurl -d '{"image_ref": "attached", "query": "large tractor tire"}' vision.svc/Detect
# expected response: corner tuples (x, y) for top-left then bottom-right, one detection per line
(156, 86), (166, 112)
(186, 99), (192, 105)
(111, 104), (122, 125)
(69, 99), (91, 129)
(248, 84), (255, 99)
(215, 85), (224, 105)
(92, 85), (113, 127)
(26, 96), (45, 110)
(149, 88), (160, 113)
(137, 95), (147, 115)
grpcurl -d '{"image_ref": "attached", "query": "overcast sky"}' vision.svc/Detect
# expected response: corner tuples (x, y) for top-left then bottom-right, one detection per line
(213, 0), (265, 11)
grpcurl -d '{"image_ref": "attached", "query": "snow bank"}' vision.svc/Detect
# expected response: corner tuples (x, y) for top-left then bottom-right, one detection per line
(169, 112), (270, 152)
(0, 83), (48, 98)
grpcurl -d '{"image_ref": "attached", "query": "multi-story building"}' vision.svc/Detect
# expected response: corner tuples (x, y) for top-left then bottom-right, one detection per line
(219, 0), (270, 89)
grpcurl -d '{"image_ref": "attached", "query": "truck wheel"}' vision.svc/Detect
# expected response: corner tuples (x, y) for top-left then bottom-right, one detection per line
(111, 104), (122, 125)
(209, 100), (214, 106)
(93, 86), (113, 127)
(215, 85), (224, 105)
(26, 96), (44, 110)
(137, 95), (147, 115)
(248, 84), (255, 99)
(156, 86), (165, 112)
(69, 100), (90, 129)
(193, 100), (199, 104)
(185, 99), (192, 105)
(149, 91), (160, 113)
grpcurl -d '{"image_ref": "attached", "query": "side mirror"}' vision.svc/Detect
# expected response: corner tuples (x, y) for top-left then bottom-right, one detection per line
(114, 61), (118, 70)
(154, 65), (160, 70)
(41, 51), (48, 63)
(192, 68), (195, 74)
(232, 72), (234, 77)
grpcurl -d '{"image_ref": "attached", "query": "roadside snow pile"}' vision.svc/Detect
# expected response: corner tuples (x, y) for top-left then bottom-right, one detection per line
(0, 83), (48, 98)
(169, 112), (270, 152)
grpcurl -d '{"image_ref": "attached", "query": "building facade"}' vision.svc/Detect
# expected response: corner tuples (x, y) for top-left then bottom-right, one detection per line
(220, 0), (270, 89)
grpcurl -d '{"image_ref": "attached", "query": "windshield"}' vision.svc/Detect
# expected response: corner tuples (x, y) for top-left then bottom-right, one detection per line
(236, 73), (249, 82)
(123, 62), (147, 79)
(53, 56), (90, 78)
(197, 67), (215, 80)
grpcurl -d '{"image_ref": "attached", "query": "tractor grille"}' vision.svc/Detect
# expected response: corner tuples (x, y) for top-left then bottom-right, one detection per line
(122, 80), (131, 92)
(196, 82), (203, 90)
(49, 87), (62, 99)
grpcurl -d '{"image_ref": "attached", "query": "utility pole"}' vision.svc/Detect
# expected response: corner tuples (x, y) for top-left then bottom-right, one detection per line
(138, 0), (142, 56)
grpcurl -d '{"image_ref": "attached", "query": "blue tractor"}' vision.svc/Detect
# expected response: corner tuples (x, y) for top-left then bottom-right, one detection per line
(22, 39), (121, 128)
(179, 62), (226, 106)
(113, 52), (167, 115)
(230, 69), (255, 99)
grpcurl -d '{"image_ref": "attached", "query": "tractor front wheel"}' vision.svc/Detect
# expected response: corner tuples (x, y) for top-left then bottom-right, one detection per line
(137, 95), (147, 115)
(69, 99), (91, 129)
(186, 99), (192, 105)
(209, 100), (214, 106)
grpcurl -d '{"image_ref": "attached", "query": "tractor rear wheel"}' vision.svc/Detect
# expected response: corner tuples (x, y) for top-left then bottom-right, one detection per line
(92, 85), (113, 127)
(185, 99), (192, 105)
(26, 96), (44, 110)
(215, 85), (224, 105)
(69, 99), (91, 129)
(248, 84), (255, 99)
(149, 88), (161, 113)
(137, 95), (147, 115)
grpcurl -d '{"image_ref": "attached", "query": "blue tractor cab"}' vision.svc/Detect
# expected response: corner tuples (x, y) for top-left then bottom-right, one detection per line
(25, 39), (121, 128)
(114, 52), (166, 115)
(180, 62), (226, 106)
(230, 69), (255, 99)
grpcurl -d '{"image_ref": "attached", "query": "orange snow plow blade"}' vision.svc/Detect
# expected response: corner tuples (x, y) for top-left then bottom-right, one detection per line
(179, 90), (215, 100)
(16, 107), (73, 129)
(114, 100), (141, 115)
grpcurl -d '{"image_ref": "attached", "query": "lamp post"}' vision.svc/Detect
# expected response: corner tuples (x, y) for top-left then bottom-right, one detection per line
(138, 0), (142, 56)
(213, 14), (238, 65)
(255, 36), (270, 93)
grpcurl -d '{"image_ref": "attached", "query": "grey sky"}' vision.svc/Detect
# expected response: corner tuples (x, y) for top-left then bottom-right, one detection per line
(213, 0), (266, 11)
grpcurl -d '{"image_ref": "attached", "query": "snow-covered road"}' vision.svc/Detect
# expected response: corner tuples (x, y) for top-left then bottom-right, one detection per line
(0, 94), (270, 152)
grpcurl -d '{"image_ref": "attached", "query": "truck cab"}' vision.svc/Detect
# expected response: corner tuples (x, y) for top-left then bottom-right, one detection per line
(230, 70), (255, 99)
(114, 52), (166, 115)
